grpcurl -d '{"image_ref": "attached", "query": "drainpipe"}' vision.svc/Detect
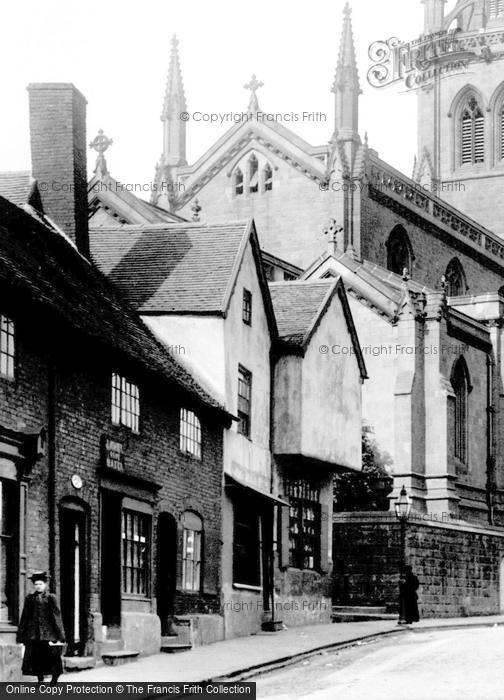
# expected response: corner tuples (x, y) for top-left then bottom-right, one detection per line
(486, 354), (495, 526)
(268, 346), (277, 625)
(48, 359), (57, 584)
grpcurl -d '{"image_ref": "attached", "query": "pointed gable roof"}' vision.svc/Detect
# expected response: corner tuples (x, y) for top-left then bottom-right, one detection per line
(88, 171), (185, 226)
(269, 278), (367, 378)
(89, 220), (277, 336)
(0, 195), (227, 415)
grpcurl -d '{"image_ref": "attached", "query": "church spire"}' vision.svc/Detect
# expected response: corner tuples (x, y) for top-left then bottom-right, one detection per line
(161, 35), (187, 166)
(331, 3), (361, 141)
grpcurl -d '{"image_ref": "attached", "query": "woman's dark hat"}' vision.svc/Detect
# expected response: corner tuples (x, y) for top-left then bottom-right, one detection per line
(29, 571), (48, 583)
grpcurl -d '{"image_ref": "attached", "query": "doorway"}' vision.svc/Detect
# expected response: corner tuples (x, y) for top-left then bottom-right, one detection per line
(156, 513), (178, 636)
(60, 502), (88, 656)
(100, 490), (122, 632)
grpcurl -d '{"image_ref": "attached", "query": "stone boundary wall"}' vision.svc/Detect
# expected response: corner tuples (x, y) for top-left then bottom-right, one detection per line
(333, 513), (504, 617)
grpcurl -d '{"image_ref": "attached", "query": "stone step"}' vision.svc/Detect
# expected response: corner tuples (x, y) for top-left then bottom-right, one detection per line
(160, 643), (192, 654)
(332, 612), (398, 622)
(101, 639), (124, 653)
(332, 606), (388, 615)
(102, 650), (139, 666)
(63, 656), (96, 672)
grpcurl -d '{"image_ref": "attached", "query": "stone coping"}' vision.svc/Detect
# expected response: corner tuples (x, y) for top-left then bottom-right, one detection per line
(333, 511), (504, 538)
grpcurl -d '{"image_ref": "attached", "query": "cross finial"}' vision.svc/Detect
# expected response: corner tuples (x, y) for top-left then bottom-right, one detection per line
(323, 218), (343, 254)
(89, 129), (113, 156)
(89, 130), (113, 177)
(244, 74), (264, 113)
(191, 198), (202, 222)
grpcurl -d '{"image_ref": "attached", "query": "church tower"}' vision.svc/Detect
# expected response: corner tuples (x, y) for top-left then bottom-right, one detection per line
(153, 35), (187, 210)
(414, 0), (504, 236)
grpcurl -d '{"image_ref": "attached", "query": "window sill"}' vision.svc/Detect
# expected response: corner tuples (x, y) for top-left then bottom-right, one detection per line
(232, 583), (262, 592)
(121, 594), (152, 602)
(179, 450), (202, 462)
(286, 567), (320, 575)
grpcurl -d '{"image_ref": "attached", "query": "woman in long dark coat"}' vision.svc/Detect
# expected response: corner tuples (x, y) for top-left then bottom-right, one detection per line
(399, 565), (420, 624)
(16, 572), (66, 684)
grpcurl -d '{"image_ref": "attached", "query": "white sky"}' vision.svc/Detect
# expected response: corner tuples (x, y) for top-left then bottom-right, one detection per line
(0, 0), (451, 189)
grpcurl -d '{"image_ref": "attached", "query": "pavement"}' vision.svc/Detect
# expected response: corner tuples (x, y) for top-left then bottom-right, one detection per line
(59, 614), (504, 683)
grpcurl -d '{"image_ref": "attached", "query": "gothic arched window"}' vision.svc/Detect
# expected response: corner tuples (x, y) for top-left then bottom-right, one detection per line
(451, 357), (470, 465)
(386, 226), (413, 276)
(444, 258), (467, 296)
(234, 167), (244, 196)
(248, 155), (259, 194)
(461, 96), (485, 164)
(263, 163), (273, 192)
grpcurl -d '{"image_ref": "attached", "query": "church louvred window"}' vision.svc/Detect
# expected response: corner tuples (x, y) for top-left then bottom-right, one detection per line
(489, 0), (504, 17)
(461, 96), (485, 165)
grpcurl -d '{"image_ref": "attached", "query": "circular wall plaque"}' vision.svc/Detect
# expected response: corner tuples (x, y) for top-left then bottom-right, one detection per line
(71, 474), (83, 490)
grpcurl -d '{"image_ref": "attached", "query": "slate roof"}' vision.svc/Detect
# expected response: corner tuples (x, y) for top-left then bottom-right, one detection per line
(0, 195), (227, 415)
(89, 172), (185, 226)
(0, 171), (35, 207)
(269, 281), (335, 346)
(89, 222), (251, 314)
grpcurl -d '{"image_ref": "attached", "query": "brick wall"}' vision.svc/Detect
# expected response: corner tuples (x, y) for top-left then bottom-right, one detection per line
(333, 513), (504, 617)
(0, 299), (224, 672)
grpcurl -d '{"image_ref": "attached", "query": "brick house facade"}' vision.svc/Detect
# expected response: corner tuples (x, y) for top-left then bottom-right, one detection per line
(0, 84), (229, 679)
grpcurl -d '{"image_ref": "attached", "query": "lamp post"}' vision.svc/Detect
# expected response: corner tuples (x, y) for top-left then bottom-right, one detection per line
(394, 485), (411, 624)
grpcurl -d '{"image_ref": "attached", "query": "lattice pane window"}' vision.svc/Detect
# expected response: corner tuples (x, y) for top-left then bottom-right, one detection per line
(242, 289), (252, 326)
(237, 365), (252, 437)
(111, 373), (140, 432)
(248, 155), (259, 194)
(121, 510), (150, 596)
(460, 97), (485, 165)
(0, 315), (15, 379)
(182, 512), (203, 592)
(284, 478), (321, 570)
(234, 167), (244, 196)
(180, 408), (202, 459)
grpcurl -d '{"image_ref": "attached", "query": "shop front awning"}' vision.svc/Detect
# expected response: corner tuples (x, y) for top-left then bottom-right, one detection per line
(224, 473), (290, 507)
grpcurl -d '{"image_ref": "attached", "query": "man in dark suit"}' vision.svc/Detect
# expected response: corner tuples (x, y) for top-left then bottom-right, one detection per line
(17, 572), (66, 684)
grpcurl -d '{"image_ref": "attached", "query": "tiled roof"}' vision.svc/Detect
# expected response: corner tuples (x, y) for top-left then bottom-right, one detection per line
(269, 281), (335, 346)
(89, 222), (250, 313)
(0, 195), (226, 414)
(89, 173), (186, 225)
(0, 171), (34, 206)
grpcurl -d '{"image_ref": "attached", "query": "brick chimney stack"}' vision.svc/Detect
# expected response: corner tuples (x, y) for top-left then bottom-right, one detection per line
(27, 83), (89, 257)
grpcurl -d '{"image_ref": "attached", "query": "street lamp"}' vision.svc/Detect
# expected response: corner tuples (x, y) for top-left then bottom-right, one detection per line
(395, 485), (411, 624)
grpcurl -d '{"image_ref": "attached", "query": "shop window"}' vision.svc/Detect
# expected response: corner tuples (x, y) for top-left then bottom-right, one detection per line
(284, 478), (321, 570)
(121, 509), (150, 596)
